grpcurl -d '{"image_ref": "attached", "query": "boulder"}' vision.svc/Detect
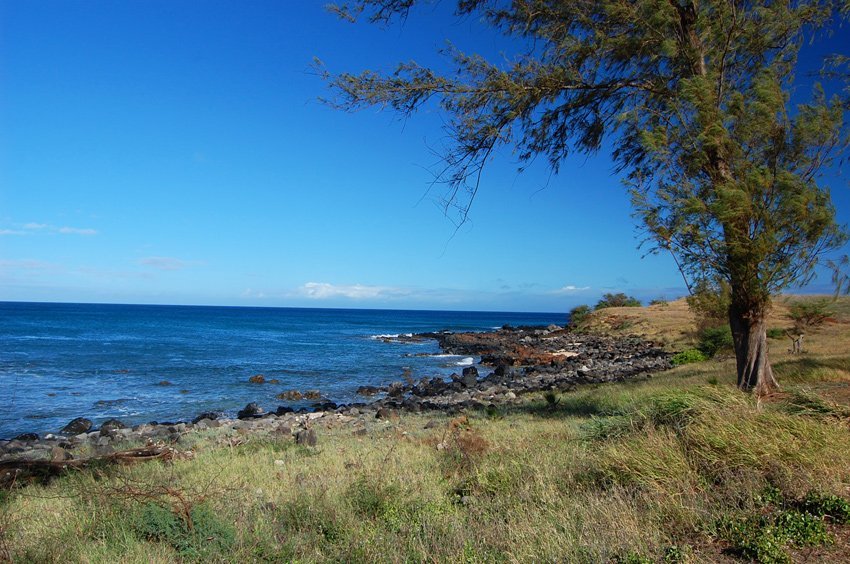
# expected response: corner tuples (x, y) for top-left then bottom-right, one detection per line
(50, 446), (72, 462)
(356, 385), (381, 396)
(192, 411), (221, 424)
(99, 418), (127, 436)
(248, 374), (266, 384)
(157, 380), (173, 386)
(295, 429), (317, 447)
(275, 405), (295, 416)
(387, 381), (405, 397)
(237, 402), (264, 419)
(311, 401), (338, 411)
(61, 417), (92, 435)
(13, 432), (38, 442)
(375, 407), (398, 420)
(303, 390), (322, 400)
(461, 366), (479, 387)
(277, 390), (303, 401)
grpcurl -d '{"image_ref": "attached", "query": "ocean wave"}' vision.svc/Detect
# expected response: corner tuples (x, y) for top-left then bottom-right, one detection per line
(370, 333), (413, 340)
(455, 357), (474, 366)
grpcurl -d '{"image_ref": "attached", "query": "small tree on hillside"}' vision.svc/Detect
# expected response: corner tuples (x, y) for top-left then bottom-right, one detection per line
(323, 1), (849, 395)
(595, 293), (642, 309)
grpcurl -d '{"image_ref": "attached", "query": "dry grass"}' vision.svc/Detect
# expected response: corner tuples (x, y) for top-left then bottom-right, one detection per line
(2, 297), (850, 562)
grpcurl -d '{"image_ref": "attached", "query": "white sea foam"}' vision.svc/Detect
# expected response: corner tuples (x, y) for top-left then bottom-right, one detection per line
(370, 333), (413, 340)
(455, 357), (474, 366)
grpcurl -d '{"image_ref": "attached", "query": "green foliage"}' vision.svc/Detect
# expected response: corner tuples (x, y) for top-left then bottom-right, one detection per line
(671, 349), (708, 366)
(717, 488), (850, 562)
(662, 544), (692, 563)
(326, 0), (850, 391)
(595, 293), (642, 310)
(697, 325), (733, 358)
(346, 477), (401, 521)
(132, 502), (235, 560)
(568, 304), (592, 327)
(787, 299), (835, 331)
(800, 492), (850, 524)
(613, 552), (653, 564)
(686, 279), (731, 331)
(649, 297), (669, 306)
(719, 510), (831, 563)
(767, 328), (786, 339)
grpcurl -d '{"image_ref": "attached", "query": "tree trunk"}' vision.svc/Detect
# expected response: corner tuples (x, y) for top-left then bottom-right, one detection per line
(729, 302), (779, 395)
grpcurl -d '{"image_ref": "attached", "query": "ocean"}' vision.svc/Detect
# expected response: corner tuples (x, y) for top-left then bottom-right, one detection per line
(0, 302), (564, 438)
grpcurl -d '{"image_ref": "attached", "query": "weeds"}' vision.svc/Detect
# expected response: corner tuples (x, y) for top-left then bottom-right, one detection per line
(719, 508), (833, 563)
(132, 501), (235, 560)
(799, 491), (850, 524)
(671, 348), (707, 365)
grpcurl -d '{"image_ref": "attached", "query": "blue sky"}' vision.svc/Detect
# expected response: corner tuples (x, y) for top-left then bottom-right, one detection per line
(1, 1), (848, 313)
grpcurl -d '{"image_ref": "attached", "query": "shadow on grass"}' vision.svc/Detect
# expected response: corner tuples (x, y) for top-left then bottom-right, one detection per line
(773, 357), (850, 383)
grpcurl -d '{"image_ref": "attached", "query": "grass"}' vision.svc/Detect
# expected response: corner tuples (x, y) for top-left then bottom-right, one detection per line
(3, 297), (850, 562)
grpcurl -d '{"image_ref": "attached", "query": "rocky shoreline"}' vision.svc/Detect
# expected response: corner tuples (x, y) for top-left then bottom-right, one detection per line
(0, 325), (671, 465)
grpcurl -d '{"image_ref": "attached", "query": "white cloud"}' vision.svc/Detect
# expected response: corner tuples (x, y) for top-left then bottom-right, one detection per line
(58, 226), (98, 235)
(552, 284), (591, 294)
(139, 256), (190, 271)
(2, 222), (98, 235)
(298, 282), (410, 300)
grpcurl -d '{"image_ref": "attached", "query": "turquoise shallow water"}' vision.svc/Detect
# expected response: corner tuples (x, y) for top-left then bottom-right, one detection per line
(0, 302), (564, 438)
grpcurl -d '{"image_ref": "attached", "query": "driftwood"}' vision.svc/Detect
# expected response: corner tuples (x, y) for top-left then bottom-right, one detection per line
(0, 445), (183, 488)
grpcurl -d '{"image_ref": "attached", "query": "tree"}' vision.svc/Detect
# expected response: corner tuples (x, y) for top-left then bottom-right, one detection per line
(323, 1), (849, 395)
(595, 293), (642, 309)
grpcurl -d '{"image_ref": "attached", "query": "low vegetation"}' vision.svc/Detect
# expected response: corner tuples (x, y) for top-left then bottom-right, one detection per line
(2, 296), (849, 562)
(595, 292), (642, 309)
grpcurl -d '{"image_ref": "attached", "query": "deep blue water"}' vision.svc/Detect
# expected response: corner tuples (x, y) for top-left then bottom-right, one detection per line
(0, 302), (565, 438)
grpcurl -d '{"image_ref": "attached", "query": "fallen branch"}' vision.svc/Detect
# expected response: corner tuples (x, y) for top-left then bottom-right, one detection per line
(0, 444), (188, 488)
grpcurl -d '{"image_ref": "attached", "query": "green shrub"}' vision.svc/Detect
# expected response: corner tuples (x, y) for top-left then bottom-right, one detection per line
(787, 299), (834, 331)
(594, 293), (641, 309)
(662, 545), (692, 563)
(799, 492), (850, 524)
(686, 278), (730, 331)
(132, 502), (235, 560)
(568, 304), (592, 327)
(697, 325), (733, 358)
(774, 510), (831, 547)
(767, 328), (785, 339)
(671, 349), (708, 365)
(650, 297), (669, 306)
(719, 507), (834, 563)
